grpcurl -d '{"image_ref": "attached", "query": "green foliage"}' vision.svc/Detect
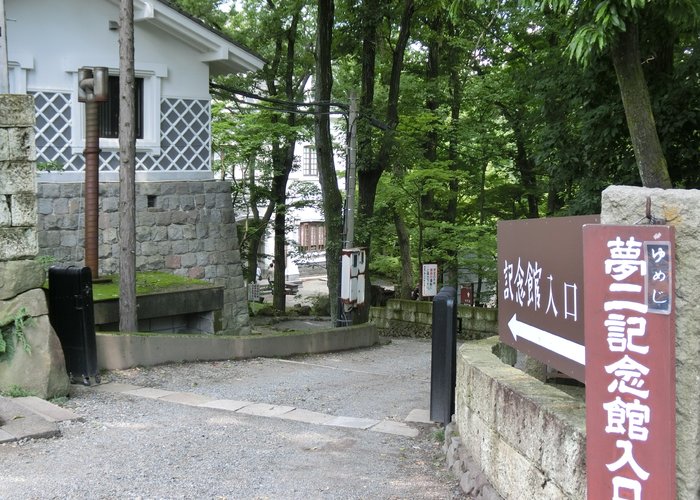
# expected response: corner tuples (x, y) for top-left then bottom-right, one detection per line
(1, 385), (36, 398)
(0, 307), (33, 362)
(168, 0), (228, 29)
(36, 161), (63, 172)
(179, 0), (698, 307)
(308, 294), (331, 317)
(249, 301), (277, 317)
(369, 255), (403, 283)
(35, 255), (56, 271)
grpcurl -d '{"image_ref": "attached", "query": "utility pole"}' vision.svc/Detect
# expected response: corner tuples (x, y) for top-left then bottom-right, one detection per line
(344, 91), (358, 248)
(1, 0), (9, 93)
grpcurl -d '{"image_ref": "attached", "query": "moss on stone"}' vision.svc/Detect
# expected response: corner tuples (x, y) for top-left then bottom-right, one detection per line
(42, 271), (210, 302)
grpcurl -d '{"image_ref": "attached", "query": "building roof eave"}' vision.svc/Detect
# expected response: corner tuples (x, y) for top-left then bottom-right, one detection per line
(107, 0), (265, 74)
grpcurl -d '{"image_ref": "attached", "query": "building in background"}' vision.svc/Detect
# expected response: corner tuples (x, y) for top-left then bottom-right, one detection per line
(5, 0), (264, 332)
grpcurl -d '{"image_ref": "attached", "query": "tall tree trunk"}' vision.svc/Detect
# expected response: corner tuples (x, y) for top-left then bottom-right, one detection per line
(271, 174), (287, 310)
(610, 21), (672, 188)
(355, 0), (415, 322)
(444, 24), (461, 286)
(499, 106), (539, 219)
(514, 130), (539, 219)
(244, 156), (265, 283)
(118, 0), (137, 332)
(420, 13), (441, 228)
(315, 0), (343, 323)
(393, 207), (413, 299)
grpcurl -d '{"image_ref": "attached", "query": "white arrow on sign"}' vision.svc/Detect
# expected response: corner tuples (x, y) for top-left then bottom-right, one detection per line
(507, 314), (586, 365)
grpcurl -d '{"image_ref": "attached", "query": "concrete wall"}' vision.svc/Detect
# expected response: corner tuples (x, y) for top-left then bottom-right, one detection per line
(370, 299), (498, 340)
(36, 180), (250, 334)
(601, 186), (700, 500)
(96, 324), (380, 370)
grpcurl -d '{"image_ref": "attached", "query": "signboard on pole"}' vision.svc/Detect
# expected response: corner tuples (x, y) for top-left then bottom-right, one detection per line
(497, 215), (598, 382)
(583, 224), (676, 500)
(422, 264), (438, 297)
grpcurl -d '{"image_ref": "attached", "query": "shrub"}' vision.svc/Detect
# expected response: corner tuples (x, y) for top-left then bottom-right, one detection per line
(308, 293), (330, 316)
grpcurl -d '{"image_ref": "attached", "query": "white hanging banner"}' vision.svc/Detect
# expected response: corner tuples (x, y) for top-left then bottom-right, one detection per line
(422, 264), (438, 297)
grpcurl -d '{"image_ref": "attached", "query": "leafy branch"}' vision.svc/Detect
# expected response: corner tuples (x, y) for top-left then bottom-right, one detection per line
(0, 307), (33, 362)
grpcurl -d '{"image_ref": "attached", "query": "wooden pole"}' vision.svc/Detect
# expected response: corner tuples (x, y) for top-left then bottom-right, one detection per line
(118, 0), (137, 332)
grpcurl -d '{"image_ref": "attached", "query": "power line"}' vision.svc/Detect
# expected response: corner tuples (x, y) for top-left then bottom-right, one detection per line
(210, 81), (392, 131)
(210, 81), (349, 112)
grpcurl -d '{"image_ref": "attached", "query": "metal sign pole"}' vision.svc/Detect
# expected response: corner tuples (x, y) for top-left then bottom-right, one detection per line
(0, 0), (10, 93)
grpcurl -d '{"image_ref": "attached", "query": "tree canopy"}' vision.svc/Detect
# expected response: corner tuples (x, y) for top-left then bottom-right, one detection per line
(174, 0), (700, 308)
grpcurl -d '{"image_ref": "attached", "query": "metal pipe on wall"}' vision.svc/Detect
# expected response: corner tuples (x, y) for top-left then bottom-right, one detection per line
(83, 100), (99, 278)
(78, 67), (108, 279)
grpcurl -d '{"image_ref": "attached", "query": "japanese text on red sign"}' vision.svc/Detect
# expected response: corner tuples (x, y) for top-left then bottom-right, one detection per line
(600, 235), (671, 499)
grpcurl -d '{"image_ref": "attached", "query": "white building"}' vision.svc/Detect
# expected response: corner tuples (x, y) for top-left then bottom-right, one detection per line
(6, 0), (263, 183)
(4, 0), (264, 333)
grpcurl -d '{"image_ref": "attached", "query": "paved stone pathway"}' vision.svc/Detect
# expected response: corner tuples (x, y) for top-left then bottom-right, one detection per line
(92, 381), (432, 438)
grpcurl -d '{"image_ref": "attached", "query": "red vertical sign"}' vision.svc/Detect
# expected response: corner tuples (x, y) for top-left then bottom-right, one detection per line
(583, 225), (676, 500)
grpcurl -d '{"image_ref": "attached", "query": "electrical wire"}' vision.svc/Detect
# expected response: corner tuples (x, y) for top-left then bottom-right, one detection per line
(210, 81), (349, 112)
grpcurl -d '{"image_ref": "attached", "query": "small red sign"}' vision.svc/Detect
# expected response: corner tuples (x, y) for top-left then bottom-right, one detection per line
(460, 284), (474, 306)
(583, 224), (676, 500)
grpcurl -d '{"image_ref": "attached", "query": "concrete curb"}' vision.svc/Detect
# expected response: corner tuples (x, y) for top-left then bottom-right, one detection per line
(87, 381), (424, 438)
(0, 396), (81, 443)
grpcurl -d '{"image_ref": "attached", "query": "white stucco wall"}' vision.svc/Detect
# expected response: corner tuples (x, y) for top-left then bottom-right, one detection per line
(6, 0), (209, 98)
(5, 0), (264, 182)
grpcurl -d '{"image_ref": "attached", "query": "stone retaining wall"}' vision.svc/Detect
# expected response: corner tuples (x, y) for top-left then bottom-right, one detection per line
(369, 299), (497, 340)
(36, 180), (250, 334)
(0, 95), (69, 399)
(0, 96), (38, 260)
(454, 337), (586, 499)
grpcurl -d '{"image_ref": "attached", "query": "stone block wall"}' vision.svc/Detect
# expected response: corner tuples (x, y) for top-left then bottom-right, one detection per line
(0, 95), (38, 259)
(0, 95), (69, 399)
(36, 180), (250, 334)
(454, 337), (586, 499)
(369, 299), (498, 340)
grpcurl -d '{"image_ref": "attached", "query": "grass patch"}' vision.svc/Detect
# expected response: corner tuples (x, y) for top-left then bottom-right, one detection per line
(44, 271), (211, 302)
(249, 301), (274, 316)
(1, 385), (36, 398)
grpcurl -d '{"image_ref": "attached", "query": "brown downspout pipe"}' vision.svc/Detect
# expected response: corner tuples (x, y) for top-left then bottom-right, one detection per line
(84, 100), (100, 279)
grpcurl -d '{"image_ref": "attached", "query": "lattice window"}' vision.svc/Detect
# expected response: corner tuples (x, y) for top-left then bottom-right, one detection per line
(32, 91), (81, 171)
(158, 98), (210, 171)
(33, 93), (210, 173)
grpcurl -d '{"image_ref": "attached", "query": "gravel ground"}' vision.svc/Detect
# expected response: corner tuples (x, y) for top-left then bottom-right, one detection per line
(0, 338), (467, 499)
